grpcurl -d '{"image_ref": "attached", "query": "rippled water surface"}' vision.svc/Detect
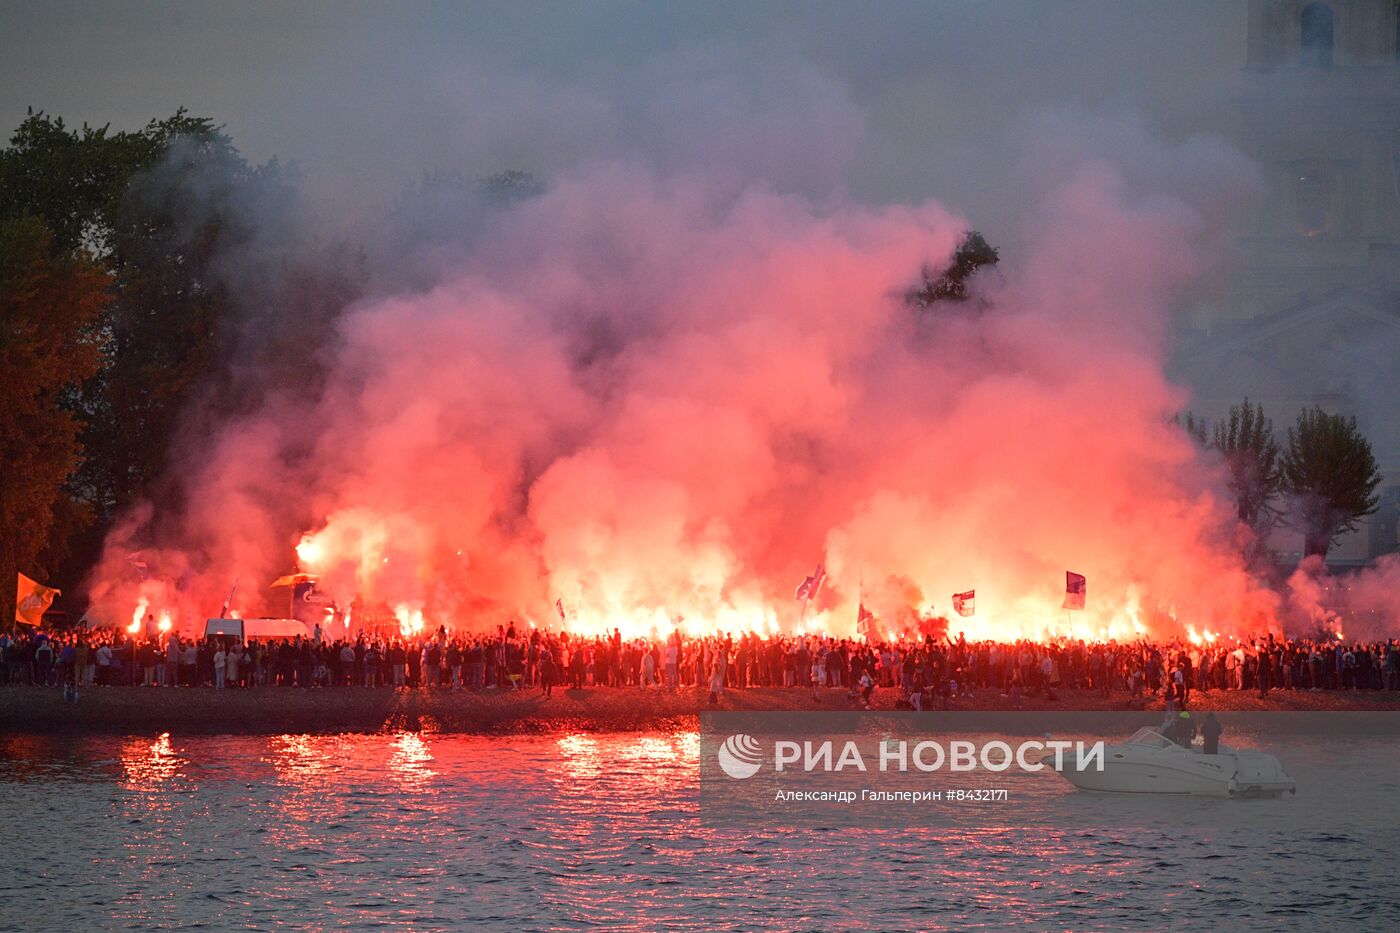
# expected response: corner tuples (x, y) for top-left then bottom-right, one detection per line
(1, 729), (1396, 931)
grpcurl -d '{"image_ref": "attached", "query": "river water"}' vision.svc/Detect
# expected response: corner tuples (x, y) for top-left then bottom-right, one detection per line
(1, 728), (1396, 931)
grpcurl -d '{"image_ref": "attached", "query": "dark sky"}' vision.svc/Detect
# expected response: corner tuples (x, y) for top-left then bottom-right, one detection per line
(0, 1), (1246, 228)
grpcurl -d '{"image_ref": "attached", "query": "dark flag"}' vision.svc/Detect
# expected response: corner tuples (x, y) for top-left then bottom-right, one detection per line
(293, 581), (336, 625)
(794, 563), (826, 601)
(857, 602), (875, 640)
(1063, 571), (1087, 610)
(556, 598), (566, 621)
(952, 590), (975, 617)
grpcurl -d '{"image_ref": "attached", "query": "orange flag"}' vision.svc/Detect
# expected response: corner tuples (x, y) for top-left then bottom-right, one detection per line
(16, 572), (60, 627)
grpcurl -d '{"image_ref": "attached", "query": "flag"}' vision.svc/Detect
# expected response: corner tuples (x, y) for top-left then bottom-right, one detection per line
(271, 573), (317, 588)
(126, 551), (150, 580)
(794, 563), (826, 601)
(556, 598), (566, 621)
(16, 573), (60, 627)
(952, 589), (975, 617)
(1063, 571), (1087, 611)
(220, 577), (239, 618)
(856, 602), (875, 640)
(292, 581), (335, 625)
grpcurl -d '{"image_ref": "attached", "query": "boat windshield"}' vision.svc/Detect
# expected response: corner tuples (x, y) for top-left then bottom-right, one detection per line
(1125, 728), (1174, 749)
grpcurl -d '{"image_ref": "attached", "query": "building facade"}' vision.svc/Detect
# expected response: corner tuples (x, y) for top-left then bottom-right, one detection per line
(1176, 0), (1400, 564)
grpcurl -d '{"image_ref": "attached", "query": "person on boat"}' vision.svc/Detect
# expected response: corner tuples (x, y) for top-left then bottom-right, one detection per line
(1175, 711), (1195, 747)
(1201, 712), (1222, 755)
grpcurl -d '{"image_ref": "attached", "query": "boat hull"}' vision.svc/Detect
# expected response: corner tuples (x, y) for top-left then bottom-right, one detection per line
(1044, 743), (1296, 798)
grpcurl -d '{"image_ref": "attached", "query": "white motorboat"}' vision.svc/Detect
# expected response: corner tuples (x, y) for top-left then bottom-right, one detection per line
(1043, 727), (1296, 798)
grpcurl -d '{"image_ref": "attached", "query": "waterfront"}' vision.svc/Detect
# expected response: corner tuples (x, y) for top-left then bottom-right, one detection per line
(2, 728), (1397, 930)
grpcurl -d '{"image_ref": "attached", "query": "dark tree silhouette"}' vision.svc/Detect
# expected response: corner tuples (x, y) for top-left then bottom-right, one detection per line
(1175, 410), (1208, 445)
(1212, 399), (1282, 530)
(1282, 408), (1382, 558)
(2, 109), (366, 614)
(908, 230), (999, 307)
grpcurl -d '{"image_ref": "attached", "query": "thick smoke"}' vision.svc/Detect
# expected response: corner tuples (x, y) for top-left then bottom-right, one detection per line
(80, 24), (1390, 642)
(88, 140), (1289, 640)
(1287, 555), (1400, 642)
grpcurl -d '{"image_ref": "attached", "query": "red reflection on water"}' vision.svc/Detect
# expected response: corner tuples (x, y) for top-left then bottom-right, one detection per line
(388, 731), (437, 789)
(556, 733), (604, 780)
(550, 730), (698, 796)
(260, 733), (350, 855)
(266, 733), (334, 786)
(537, 730), (701, 861)
(119, 733), (183, 790)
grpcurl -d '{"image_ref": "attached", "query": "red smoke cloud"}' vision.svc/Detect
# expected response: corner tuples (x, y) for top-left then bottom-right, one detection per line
(1287, 555), (1400, 642)
(88, 163), (1285, 641)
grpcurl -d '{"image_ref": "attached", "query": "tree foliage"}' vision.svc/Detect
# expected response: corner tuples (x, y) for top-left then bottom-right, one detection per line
(478, 169), (545, 208)
(0, 110), (151, 254)
(1211, 399), (1282, 530)
(1175, 410), (1208, 445)
(0, 217), (108, 625)
(1282, 407), (1382, 558)
(908, 230), (1000, 307)
(1, 109), (248, 517)
(1, 109), (366, 615)
(82, 117), (273, 517)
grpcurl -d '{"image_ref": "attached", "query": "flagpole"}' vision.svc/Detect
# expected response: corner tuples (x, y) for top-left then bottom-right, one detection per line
(858, 571), (863, 639)
(221, 577), (239, 619)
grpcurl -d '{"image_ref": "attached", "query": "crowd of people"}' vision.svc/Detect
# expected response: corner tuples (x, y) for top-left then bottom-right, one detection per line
(3, 621), (1399, 709)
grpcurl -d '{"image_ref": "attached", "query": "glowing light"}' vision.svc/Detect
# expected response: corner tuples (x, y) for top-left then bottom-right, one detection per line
(394, 604), (425, 637)
(131, 597), (149, 632)
(295, 534), (324, 569)
(157, 612), (173, 633)
(267, 521), (1283, 646)
(1186, 625), (1218, 646)
(126, 620), (141, 634)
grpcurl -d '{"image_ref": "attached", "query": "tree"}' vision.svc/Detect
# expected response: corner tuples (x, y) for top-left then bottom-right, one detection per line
(0, 109), (155, 255)
(2, 109), (365, 609)
(908, 230), (1000, 307)
(0, 217), (108, 627)
(1281, 407), (1382, 558)
(384, 169), (545, 276)
(1175, 410), (1208, 445)
(1211, 399), (1282, 530)
(1, 109), (240, 521)
(478, 169), (545, 208)
(83, 117), (264, 517)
